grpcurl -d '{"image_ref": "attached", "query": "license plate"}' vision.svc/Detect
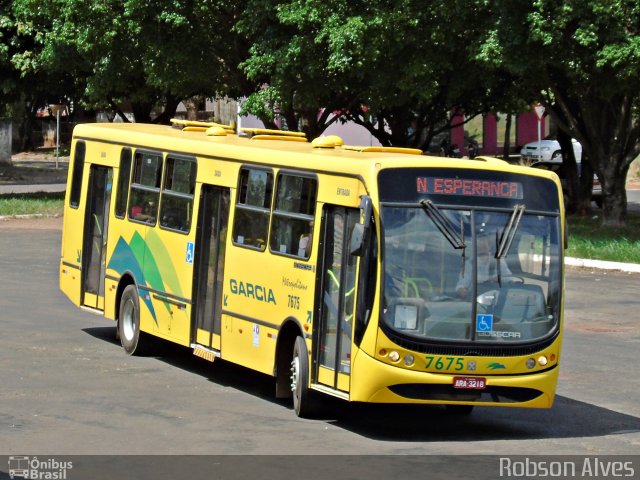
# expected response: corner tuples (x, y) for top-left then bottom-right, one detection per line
(453, 376), (486, 389)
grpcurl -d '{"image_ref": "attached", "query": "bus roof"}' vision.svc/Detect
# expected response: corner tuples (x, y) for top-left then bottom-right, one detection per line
(72, 122), (559, 183)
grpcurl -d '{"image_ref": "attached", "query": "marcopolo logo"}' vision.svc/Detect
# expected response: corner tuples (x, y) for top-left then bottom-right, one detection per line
(8, 456), (73, 479)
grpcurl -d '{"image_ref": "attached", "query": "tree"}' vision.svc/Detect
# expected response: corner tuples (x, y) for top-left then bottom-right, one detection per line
(0, 1), (17, 164)
(13, 0), (251, 123)
(239, 0), (529, 150)
(320, 0), (497, 150)
(1, 0), (78, 151)
(479, 0), (640, 226)
(0, 1), (17, 122)
(237, 0), (358, 138)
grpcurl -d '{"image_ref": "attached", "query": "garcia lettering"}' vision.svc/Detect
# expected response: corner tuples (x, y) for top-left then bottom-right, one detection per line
(230, 279), (277, 305)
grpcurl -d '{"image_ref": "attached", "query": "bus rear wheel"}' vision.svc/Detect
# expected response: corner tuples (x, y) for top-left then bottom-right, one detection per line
(118, 284), (151, 356)
(291, 336), (319, 418)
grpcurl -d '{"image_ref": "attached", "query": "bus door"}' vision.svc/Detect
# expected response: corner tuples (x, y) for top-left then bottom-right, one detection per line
(192, 185), (230, 351)
(81, 165), (112, 310)
(313, 206), (359, 393)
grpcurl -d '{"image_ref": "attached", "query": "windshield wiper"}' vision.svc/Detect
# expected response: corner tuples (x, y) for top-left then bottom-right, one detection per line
(420, 200), (466, 250)
(496, 204), (525, 260)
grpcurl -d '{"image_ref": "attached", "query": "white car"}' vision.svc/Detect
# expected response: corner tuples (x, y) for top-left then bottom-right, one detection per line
(520, 138), (582, 162)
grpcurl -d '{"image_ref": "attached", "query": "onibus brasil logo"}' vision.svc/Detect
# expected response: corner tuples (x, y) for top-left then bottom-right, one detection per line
(8, 456), (73, 479)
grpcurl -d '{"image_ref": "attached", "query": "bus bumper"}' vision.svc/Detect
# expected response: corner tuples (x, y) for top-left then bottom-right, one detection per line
(350, 349), (559, 408)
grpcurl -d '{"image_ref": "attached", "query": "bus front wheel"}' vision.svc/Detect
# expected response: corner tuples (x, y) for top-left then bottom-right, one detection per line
(118, 285), (151, 356)
(291, 336), (319, 418)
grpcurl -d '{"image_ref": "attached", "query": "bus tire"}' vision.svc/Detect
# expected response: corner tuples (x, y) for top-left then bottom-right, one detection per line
(118, 284), (151, 356)
(291, 336), (319, 418)
(445, 404), (474, 415)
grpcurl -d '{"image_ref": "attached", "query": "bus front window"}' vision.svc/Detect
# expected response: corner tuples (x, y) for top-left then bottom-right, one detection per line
(381, 206), (561, 344)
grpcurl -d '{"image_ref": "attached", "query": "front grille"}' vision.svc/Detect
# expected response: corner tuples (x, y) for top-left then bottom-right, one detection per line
(389, 383), (542, 403)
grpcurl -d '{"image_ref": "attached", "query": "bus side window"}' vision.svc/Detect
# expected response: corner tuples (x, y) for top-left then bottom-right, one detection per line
(128, 151), (162, 225)
(114, 148), (132, 218)
(269, 173), (317, 259)
(159, 156), (196, 233)
(69, 141), (86, 208)
(232, 168), (273, 250)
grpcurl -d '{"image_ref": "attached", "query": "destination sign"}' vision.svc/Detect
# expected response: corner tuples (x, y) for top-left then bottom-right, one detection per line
(416, 177), (523, 199)
(378, 167), (558, 211)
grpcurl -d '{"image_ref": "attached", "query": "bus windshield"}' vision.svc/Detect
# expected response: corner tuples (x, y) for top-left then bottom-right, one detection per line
(381, 205), (561, 344)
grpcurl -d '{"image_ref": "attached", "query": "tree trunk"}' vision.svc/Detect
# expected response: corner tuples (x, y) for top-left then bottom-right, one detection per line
(131, 101), (153, 123)
(152, 96), (181, 125)
(600, 162), (629, 227)
(547, 87), (640, 227)
(556, 129), (591, 215)
(0, 119), (13, 166)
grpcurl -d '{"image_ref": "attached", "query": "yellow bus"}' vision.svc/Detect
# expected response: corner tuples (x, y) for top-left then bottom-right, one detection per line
(59, 121), (565, 417)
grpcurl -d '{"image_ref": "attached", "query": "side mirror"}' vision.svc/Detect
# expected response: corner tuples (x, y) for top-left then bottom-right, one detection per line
(349, 223), (365, 256)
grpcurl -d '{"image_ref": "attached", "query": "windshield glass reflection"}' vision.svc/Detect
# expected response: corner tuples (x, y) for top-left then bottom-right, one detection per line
(381, 206), (561, 343)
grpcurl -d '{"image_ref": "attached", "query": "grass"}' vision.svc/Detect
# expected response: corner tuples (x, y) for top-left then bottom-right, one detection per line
(0, 192), (65, 216)
(1, 192), (639, 264)
(567, 211), (640, 264)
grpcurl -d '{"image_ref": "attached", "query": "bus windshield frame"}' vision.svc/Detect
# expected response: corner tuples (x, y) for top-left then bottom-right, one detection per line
(378, 168), (563, 349)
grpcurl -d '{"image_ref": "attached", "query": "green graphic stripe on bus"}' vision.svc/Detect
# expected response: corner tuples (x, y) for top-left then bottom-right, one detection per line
(145, 228), (183, 298)
(129, 231), (147, 269)
(107, 233), (158, 324)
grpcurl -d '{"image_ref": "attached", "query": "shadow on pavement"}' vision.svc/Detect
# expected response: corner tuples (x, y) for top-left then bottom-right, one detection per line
(83, 326), (640, 442)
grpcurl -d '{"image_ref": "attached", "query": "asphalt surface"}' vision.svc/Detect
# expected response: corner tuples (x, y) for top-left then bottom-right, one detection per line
(0, 224), (639, 459)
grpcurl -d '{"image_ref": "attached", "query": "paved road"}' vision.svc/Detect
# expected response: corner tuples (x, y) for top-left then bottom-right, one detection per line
(628, 188), (640, 211)
(0, 220), (638, 461)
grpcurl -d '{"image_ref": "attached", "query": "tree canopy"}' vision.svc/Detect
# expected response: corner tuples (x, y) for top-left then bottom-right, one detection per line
(238, 0), (507, 149)
(478, 0), (640, 225)
(10, 0), (251, 122)
(2, 0), (639, 224)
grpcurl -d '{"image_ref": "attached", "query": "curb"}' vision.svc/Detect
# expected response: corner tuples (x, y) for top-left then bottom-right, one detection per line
(564, 257), (640, 273)
(0, 213), (61, 220)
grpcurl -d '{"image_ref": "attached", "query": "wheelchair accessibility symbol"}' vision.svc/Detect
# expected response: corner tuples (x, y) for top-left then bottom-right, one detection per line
(476, 314), (493, 332)
(185, 241), (194, 265)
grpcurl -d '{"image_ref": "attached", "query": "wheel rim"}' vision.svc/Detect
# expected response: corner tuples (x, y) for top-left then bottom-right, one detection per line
(291, 354), (301, 401)
(122, 298), (136, 342)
